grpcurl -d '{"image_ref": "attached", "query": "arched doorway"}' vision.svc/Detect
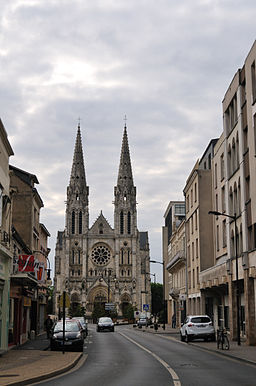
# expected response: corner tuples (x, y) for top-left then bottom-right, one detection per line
(88, 288), (108, 322)
(120, 293), (132, 317)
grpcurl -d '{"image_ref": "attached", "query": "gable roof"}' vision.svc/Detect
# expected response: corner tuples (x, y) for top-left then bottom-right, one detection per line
(89, 211), (114, 235)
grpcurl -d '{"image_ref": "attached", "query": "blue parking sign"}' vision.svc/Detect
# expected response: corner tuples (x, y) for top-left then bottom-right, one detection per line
(143, 304), (149, 311)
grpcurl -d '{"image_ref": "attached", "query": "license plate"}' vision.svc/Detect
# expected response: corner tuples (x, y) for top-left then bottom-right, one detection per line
(197, 324), (206, 328)
(64, 341), (72, 345)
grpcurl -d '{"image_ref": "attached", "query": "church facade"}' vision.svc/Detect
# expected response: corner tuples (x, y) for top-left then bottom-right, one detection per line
(53, 124), (151, 319)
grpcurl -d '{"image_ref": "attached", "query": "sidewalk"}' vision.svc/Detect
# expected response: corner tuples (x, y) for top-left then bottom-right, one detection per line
(138, 323), (256, 366)
(0, 333), (83, 386)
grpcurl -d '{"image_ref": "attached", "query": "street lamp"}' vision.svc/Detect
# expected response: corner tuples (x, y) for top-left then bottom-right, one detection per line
(150, 260), (166, 330)
(33, 250), (51, 281)
(208, 210), (240, 345)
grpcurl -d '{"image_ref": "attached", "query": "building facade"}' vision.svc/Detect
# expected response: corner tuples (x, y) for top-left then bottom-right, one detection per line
(54, 124), (151, 319)
(163, 200), (186, 328)
(200, 41), (256, 344)
(0, 119), (14, 352)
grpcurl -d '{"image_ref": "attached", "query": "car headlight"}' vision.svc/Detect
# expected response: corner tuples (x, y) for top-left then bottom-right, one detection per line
(76, 332), (81, 338)
(53, 334), (57, 339)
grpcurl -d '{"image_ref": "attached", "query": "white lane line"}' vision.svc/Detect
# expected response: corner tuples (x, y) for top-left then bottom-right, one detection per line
(119, 332), (181, 386)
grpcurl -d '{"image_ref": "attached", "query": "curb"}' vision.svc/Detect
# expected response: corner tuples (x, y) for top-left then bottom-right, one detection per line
(6, 353), (84, 386)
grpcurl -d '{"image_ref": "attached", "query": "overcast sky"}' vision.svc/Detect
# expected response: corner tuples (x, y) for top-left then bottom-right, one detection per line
(1, 0), (256, 282)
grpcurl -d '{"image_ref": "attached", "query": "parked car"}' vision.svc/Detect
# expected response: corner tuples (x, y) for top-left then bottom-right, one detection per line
(72, 317), (88, 337)
(137, 318), (148, 327)
(97, 317), (114, 332)
(50, 320), (84, 351)
(180, 315), (215, 342)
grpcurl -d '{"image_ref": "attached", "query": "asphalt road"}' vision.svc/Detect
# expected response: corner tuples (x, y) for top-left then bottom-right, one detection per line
(37, 325), (256, 386)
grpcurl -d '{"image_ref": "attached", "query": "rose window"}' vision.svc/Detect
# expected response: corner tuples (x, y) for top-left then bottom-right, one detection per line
(91, 244), (111, 266)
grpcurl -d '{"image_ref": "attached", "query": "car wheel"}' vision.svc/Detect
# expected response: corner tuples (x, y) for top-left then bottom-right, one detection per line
(211, 334), (216, 342)
(112, 327), (114, 332)
(185, 332), (190, 343)
(180, 333), (185, 342)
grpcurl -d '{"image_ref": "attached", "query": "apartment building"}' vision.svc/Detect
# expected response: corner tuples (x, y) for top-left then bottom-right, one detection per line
(183, 140), (217, 316)
(200, 40), (256, 345)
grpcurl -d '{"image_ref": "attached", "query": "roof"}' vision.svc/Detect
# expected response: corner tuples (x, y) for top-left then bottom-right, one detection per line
(10, 165), (39, 186)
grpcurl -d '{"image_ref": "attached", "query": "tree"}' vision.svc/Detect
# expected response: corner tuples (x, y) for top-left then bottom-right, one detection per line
(122, 304), (135, 321)
(151, 283), (163, 320)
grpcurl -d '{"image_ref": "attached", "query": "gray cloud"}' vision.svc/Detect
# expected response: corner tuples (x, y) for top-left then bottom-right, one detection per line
(1, 0), (256, 280)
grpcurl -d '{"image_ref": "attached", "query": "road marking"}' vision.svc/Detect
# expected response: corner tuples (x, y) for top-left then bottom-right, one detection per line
(119, 332), (181, 386)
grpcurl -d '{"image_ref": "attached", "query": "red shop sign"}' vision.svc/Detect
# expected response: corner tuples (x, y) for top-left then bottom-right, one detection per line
(18, 255), (35, 272)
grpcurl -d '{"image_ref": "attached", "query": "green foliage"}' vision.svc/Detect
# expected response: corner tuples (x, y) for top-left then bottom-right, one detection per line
(69, 304), (85, 317)
(151, 283), (163, 316)
(91, 303), (106, 322)
(122, 303), (135, 320)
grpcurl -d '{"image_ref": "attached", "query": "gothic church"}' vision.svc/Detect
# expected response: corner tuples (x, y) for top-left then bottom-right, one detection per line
(54, 124), (151, 318)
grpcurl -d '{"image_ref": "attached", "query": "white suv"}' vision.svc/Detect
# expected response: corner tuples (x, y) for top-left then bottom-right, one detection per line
(180, 315), (215, 342)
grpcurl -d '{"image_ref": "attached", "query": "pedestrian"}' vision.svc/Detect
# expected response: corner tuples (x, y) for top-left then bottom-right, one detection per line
(172, 313), (176, 328)
(45, 315), (53, 338)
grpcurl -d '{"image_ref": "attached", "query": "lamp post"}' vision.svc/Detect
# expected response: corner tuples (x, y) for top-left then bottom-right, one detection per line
(33, 250), (51, 281)
(150, 260), (166, 330)
(208, 210), (240, 345)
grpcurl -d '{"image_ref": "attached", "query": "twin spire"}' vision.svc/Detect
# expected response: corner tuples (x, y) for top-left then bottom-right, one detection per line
(69, 123), (87, 188)
(69, 121), (134, 189)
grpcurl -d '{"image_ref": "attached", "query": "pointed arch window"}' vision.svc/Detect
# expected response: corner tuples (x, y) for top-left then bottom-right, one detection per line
(127, 212), (131, 234)
(72, 249), (75, 264)
(72, 211), (75, 234)
(78, 250), (81, 264)
(79, 211), (82, 234)
(120, 211), (124, 234)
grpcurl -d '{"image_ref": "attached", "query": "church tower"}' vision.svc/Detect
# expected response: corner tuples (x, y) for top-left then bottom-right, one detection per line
(114, 124), (137, 236)
(54, 122), (151, 319)
(66, 124), (89, 236)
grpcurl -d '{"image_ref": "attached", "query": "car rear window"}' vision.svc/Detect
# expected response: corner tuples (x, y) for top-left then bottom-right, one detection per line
(191, 317), (211, 323)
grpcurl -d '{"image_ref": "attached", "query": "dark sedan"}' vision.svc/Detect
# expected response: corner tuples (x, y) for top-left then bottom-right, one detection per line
(96, 317), (114, 332)
(50, 320), (84, 351)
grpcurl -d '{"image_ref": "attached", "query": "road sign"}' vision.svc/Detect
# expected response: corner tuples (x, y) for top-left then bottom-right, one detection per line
(59, 293), (71, 308)
(105, 303), (115, 310)
(143, 304), (149, 311)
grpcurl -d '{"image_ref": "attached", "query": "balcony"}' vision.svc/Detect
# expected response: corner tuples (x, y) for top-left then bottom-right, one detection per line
(166, 250), (185, 272)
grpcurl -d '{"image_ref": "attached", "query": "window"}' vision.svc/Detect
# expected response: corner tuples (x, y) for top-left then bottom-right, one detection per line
(120, 211), (124, 234)
(79, 211), (82, 234)
(192, 242), (194, 260)
(216, 225), (219, 252)
(194, 183), (197, 203)
(72, 250), (75, 264)
(221, 186), (226, 212)
(214, 163), (217, 188)
(220, 153), (224, 180)
(99, 223), (103, 234)
(215, 194), (218, 212)
(196, 238), (198, 258)
(223, 220), (227, 248)
(191, 189), (193, 207)
(195, 210), (198, 230)
(127, 212), (131, 234)
(251, 61), (256, 104)
(78, 250), (81, 264)
(72, 211), (75, 234)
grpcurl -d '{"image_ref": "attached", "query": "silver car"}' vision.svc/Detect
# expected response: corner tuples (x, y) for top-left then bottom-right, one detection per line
(180, 315), (215, 342)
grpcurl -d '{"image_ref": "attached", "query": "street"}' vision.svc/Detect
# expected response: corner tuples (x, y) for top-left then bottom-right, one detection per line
(36, 324), (256, 386)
